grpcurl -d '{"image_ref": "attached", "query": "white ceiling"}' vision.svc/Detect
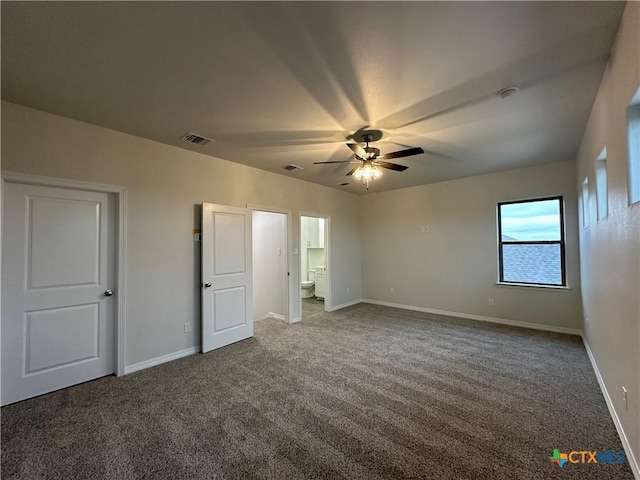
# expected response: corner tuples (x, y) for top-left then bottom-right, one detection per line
(1, 1), (625, 194)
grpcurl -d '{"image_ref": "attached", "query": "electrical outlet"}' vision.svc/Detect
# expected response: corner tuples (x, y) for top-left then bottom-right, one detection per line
(347, 287), (350, 294)
(622, 387), (627, 410)
(488, 298), (494, 307)
(184, 322), (192, 333)
(420, 226), (430, 233)
(390, 288), (395, 294)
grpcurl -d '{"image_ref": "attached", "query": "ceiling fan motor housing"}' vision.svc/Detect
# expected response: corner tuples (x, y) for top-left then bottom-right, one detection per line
(364, 147), (380, 159)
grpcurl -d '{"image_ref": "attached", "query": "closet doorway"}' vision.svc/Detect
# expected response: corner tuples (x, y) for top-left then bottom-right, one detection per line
(252, 209), (289, 324)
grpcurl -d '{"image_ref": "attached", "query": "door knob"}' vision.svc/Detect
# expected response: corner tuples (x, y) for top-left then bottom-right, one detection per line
(204, 282), (212, 288)
(104, 289), (114, 297)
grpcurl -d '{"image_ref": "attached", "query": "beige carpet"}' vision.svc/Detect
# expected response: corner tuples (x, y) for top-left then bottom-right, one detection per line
(1, 303), (634, 479)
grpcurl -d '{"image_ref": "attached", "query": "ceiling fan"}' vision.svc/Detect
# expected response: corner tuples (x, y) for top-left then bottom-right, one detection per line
(313, 131), (424, 189)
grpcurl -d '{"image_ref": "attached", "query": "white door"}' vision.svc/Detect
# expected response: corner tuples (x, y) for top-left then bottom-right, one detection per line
(201, 203), (253, 353)
(2, 183), (115, 405)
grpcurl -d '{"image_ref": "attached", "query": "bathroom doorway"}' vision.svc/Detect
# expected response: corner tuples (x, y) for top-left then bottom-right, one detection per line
(252, 209), (289, 324)
(300, 214), (329, 320)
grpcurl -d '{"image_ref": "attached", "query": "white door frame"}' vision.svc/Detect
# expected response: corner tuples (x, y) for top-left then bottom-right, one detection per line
(2, 172), (128, 376)
(247, 205), (291, 324)
(299, 212), (331, 316)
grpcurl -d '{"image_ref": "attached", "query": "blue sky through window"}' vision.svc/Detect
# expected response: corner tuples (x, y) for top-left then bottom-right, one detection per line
(500, 199), (561, 241)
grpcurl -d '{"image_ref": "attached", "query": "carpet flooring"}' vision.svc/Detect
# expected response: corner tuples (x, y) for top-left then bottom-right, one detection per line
(1, 304), (634, 479)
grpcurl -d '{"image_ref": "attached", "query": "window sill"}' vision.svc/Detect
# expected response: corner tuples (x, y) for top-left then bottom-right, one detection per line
(495, 282), (572, 292)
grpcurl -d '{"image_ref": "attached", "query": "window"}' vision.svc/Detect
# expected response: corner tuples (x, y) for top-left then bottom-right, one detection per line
(582, 178), (590, 228)
(628, 87), (640, 204)
(498, 197), (566, 287)
(595, 149), (608, 220)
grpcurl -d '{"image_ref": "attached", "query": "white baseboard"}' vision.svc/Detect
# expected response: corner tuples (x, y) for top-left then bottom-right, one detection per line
(327, 298), (363, 312)
(124, 346), (200, 375)
(582, 337), (639, 479)
(290, 316), (301, 324)
(263, 312), (286, 321)
(361, 299), (583, 336)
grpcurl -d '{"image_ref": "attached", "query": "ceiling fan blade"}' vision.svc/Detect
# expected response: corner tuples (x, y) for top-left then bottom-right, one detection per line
(346, 165), (360, 176)
(379, 147), (424, 160)
(347, 143), (367, 158)
(313, 160), (352, 164)
(375, 160), (408, 172)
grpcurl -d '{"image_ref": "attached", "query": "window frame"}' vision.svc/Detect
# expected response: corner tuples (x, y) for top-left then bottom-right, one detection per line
(497, 196), (567, 287)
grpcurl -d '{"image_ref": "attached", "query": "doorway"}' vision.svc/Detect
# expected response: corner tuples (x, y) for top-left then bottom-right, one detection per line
(252, 209), (289, 324)
(300, 214), (329, 320)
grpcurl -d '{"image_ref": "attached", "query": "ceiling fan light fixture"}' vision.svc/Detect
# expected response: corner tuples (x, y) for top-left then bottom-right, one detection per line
(314, 128), (423, 189)
(354, 163), (382, 189)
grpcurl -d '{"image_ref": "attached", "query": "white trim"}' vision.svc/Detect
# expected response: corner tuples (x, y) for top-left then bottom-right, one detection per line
(2, 171), (128, 376)
(263, 312), (286, 321)
(582, 337), (639, 479)
(124, 347), (200, 375)
(247, 204), (291, 215)
(290, 316), (301, 324)
(3, 171), (124, 195)
(326, 298), (363, 312)
(495, 282), (572, 292)
(361, 299), (583, 336)
(116, 188), (128, 376)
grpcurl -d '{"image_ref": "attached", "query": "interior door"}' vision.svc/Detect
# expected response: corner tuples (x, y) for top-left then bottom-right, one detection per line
(201, 203), (253, 353)
(2, 182), (115, 405)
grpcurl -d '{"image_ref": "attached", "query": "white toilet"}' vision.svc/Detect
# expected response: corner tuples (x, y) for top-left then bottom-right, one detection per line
(301, 270), (316, 298)
(301, 281), (314, 298)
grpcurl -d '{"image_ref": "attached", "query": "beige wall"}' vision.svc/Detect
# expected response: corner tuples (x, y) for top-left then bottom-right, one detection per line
(361, 160), (583, 331)
(1, 101), (363, 366)
(576, 1), (640, 469)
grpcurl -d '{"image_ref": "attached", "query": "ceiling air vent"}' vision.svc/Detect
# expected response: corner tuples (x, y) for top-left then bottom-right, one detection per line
(283, 164), (303, 171)
(181, 132), (214, 146)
